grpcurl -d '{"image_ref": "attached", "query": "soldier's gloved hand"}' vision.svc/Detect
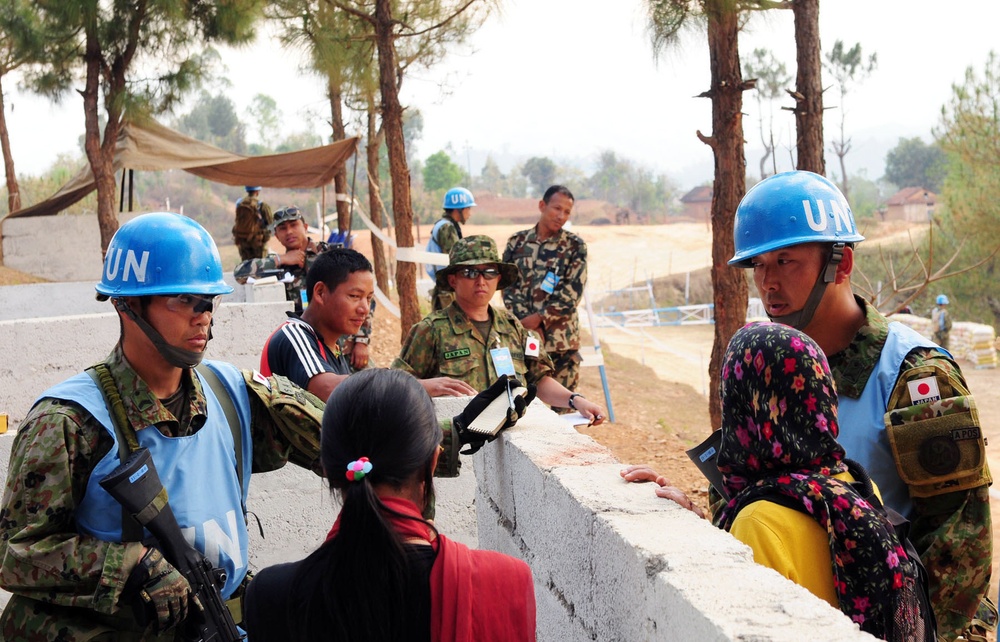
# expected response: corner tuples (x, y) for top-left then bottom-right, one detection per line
(121, 548), (202, 633)
(453, 375), (534, 454)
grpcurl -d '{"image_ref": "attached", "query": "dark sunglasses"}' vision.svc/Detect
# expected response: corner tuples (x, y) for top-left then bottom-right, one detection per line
(161, 294), (222, 315)
(458, 267), (501, 280)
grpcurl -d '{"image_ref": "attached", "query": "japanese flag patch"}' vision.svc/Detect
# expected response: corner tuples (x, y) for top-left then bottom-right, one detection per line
(907, 376), (941, 405)
(252, 370), (272, 391)
(525, 334), (540, 358)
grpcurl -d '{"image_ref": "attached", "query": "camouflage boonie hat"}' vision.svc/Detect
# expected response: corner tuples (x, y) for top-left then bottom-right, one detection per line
(270, 206), (303, 231)
(436, 235), (520, 291)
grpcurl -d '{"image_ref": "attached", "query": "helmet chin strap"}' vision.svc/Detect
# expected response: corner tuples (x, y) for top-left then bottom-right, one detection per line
(767, 243), (845, 331)
(114, 298), (207, 369)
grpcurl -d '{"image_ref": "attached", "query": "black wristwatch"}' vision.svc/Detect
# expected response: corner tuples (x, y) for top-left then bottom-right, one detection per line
(568, 393), (584, 410)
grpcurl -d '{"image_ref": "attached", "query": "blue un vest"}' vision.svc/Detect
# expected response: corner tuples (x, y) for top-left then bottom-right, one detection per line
(837, 322), (944, 519)
(40, 361), (253, 599)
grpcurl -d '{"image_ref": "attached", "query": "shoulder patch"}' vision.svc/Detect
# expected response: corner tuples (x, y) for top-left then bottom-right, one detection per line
(907, 376), (941, 405)
(252, 370), (271, 391)
(443, 347), (472, 360)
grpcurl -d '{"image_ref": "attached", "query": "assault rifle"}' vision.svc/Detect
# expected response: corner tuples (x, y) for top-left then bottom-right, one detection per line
(100, 448), (244, 642)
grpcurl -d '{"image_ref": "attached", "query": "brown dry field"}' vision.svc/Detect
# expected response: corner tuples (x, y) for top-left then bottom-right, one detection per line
(5, 217), (1000, 620)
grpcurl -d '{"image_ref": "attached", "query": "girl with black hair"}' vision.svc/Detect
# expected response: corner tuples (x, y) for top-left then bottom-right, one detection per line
(244, 368), (536, 641)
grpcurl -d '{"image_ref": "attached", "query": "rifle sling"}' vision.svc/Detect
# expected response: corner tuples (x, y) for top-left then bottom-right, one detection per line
(85, 363), (246, 543)
(86, 365), (143, 543)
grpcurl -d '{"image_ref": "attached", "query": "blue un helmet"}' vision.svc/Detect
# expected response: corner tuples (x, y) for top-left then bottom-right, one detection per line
(936, 294), (949, 305)
(96, 212), (233, 298)
(730, 171), (865, 268)
(442, 187), (476, 210)
(97, 213), (232, 368)
(730, 171), (865, 330)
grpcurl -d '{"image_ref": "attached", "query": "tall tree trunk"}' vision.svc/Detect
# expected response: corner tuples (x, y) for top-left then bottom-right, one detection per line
(703, 3), (750, 431)
(328, 76), (352, 235)
(374, 0), (419, 342)
(792, 0), (825, 174)
(82, 29), (121, 257)
(0, 75), (21, 216)
(366, 101), (389, 294)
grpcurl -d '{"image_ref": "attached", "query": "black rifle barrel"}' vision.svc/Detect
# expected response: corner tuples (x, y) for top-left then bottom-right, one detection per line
(100, 448), (244, 642)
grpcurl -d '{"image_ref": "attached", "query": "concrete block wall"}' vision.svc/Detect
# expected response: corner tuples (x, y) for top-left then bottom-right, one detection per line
(465, 402), (876, 641)
(1, 213), (142, 283)
(0, 300), (293, 425)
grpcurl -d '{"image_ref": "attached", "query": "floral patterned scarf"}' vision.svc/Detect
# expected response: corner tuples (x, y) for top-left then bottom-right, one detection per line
(716, 322), (921, 640)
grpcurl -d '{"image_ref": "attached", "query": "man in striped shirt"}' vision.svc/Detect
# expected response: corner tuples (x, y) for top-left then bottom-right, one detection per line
(261, 248), (475, 403)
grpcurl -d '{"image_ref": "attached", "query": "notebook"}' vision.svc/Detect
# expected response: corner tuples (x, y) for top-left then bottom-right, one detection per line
(466, 382), (530, 437)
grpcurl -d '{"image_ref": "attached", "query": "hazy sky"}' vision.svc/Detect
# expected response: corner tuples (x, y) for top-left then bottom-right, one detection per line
(5, 1), (998, 188)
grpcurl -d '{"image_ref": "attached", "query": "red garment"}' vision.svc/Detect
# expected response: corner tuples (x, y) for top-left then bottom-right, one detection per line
(326, 496), (536, 642)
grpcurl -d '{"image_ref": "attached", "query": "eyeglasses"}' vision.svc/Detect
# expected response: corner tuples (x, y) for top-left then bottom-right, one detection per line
(161, 294), (222, 315)
(458, 267), (501, 280)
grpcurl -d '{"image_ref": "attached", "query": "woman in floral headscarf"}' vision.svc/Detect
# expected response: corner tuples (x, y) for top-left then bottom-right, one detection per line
(713, 322), (931, 641)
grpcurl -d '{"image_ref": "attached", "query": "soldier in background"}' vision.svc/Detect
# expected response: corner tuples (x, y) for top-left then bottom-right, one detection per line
(232, 186), (273, 260)
(932, 293), (953, 350)
(502, 185), (588, 391)
(426, 187), (476, 311)
(234, 206), (373, 370)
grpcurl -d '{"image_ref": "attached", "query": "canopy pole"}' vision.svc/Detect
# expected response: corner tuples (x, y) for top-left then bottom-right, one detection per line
(347, 142), (360, 236)
(118, 169), (126, 212)
(321, 185), (327, 240)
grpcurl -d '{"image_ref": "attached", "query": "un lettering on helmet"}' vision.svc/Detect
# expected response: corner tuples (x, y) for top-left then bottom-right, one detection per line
(729, 171), (865, 267)
(802, 199), (856, 235)
(104, 249), (150, 284)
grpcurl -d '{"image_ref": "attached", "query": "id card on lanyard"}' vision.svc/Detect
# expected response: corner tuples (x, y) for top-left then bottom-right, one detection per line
(541, 271), (559, 294)
(489, 347), (516, 377)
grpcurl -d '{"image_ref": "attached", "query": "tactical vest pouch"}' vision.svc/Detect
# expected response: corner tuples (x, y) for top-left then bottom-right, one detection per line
(242, 370), (323, 474)
(886, 394), (990, 498)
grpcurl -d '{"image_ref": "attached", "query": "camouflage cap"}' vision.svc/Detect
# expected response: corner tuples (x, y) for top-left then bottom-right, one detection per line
(436, 235), (520, 291)
(270, 206), (303, 231)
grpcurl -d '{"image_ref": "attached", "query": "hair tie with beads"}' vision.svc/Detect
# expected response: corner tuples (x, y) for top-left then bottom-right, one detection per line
(346, 457), (373, 482)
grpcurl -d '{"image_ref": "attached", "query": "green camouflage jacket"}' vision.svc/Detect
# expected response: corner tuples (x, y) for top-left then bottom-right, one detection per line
(502, 225), (587, 354)
(392, 302), (554, 391)
(233, 239), (373, 342)
(828, 297), (993, 639)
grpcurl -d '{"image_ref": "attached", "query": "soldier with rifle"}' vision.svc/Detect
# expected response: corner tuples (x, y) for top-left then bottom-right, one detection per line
(0, 213), (329, 640)
(0, 212), (525, 641)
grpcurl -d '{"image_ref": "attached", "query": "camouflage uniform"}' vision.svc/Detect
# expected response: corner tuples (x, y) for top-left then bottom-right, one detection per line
(0, 345), (462, 641)
(392, 302), (554, 391)
(428, 215), (463, 312)
(502, 226), (588, 390)
(232, 195), (273, 261)
(828, 297), (993, 640)
(234, 240), (374, 365)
